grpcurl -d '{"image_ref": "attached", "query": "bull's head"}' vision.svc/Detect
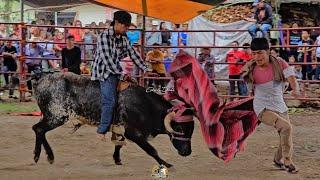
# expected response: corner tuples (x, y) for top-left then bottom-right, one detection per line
(164, 109), (194, 156)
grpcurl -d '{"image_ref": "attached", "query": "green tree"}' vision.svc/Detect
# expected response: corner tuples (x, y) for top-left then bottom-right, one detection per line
(0, 0), (16, 22)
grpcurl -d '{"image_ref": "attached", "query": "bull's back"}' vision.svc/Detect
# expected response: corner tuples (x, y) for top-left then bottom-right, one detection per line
(34, 73), (101, 125)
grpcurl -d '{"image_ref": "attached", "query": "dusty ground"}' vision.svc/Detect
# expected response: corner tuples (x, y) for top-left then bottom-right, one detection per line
(0, 109), (320, 180)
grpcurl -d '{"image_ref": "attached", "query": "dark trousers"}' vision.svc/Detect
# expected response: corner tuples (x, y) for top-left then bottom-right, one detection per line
(229, 75), (248, 98)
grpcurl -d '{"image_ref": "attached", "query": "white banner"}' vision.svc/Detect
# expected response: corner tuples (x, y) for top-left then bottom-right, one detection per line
(187, 16), (253, 78)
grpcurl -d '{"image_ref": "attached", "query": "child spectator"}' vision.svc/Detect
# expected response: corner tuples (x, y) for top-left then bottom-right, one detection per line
(146, 43), (166, 87)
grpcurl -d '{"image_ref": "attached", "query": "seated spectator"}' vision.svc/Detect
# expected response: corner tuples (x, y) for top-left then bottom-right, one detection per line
(246, 0), (273, 40)
(226, 41), (248, 99)
(146, 43), (166, 87)
(40, 32), (56, 72)
(285, 23), (301, 61)
(197, 47), (215, 81)
(61, 35), (81, 75)
(0, 40), (18, 98)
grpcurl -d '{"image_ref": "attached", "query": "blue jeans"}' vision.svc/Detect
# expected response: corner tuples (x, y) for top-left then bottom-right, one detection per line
(229, 75), (248, 98)
(248, 23), (272, 39)
(97, 74), (119, 134)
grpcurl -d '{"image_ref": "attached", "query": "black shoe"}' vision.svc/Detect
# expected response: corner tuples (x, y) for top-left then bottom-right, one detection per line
(285, 164), (299, 174)
(273, 159), (285, 170)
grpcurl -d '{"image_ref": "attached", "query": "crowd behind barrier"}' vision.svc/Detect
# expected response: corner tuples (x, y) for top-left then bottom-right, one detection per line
(0, 20), (319, 102)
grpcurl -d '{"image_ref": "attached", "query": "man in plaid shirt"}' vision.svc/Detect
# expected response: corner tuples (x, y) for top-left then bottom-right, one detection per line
(91, 10), (152, 141)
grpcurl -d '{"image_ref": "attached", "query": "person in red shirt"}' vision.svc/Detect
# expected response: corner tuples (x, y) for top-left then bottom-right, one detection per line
(241, 43), (253, 62)
(226, 41), (248, 100)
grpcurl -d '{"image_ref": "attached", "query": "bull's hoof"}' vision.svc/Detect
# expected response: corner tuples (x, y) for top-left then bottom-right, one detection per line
(115, 161), (122, 165)
(163, 163), (173, 168)
(34, 155), (39, 163)
(47, 155), (54, 164)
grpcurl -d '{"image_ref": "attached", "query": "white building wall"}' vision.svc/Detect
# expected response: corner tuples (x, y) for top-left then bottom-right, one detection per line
(61, 4), (137, 25)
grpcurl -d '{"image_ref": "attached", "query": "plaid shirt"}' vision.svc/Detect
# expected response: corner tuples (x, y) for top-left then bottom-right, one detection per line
(91, 28), (150, 81)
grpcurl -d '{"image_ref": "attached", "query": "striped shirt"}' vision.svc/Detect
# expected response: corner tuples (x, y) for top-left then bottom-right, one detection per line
(91, 28), (151, 81)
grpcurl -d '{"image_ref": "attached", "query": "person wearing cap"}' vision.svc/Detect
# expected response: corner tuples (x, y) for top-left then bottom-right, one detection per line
(246, 0), (273, 40)
(241, 38), (300, 173)
(91, 10), (152, 141)
(145, 20), (162, 47)
(61, 35), (81, 75)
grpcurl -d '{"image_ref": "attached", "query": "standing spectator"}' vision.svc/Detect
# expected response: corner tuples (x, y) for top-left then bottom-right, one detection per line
(160, 22), (171, 46)
(69, 20), (84, 43)
(315, 34), (320, 80)
(146, 43), (166, 87)
(145, 20), (162, 47)
(163, 49), (172, 72)
(126, 23), (140, 45)
(226, 41), (248, 99)
(53, 30), (65, 58)
(179, 23), (188, 46)
(1, 40), (18, 98)
(197, 47), (215, 81)
(286, 23), (301, 60)
(29, 21), (40, 39)
(47, 20), (56, 36)
(297, 30), (314, 80)
(289, 56), (302, 80)
(270, 48), (280, 58)
(82, 27), (96, 61)
(246, 0), (273, 40)
(25, 38), (43, 94)
(0, 24), (8, 38)
(170, 24), (180, 55)
(61, 35), (81, 75)
(241, 43), (253, 62)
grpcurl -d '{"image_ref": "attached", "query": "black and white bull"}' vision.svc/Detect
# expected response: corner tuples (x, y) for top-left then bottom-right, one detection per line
(32, 73), (194, 168)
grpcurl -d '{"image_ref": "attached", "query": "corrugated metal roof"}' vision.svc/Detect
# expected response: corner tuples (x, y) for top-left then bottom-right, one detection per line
(24, 0), (88, 8)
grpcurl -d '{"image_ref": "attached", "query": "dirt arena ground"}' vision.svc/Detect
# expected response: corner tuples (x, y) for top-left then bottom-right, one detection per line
(0, 110), (320, 180)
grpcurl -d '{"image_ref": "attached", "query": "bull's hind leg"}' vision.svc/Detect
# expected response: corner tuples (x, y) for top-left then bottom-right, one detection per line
(113, 145), (123, 165)
(125, 129), (173, 168)
(32, 116), (68, 164)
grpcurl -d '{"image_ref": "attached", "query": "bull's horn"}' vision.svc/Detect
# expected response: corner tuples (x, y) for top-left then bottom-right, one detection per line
(164, 112), (184, 135)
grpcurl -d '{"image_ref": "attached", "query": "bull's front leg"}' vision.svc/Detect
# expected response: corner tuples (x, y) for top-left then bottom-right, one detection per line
(113, 145), (123, 165)
(124, 129), (173, 168)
